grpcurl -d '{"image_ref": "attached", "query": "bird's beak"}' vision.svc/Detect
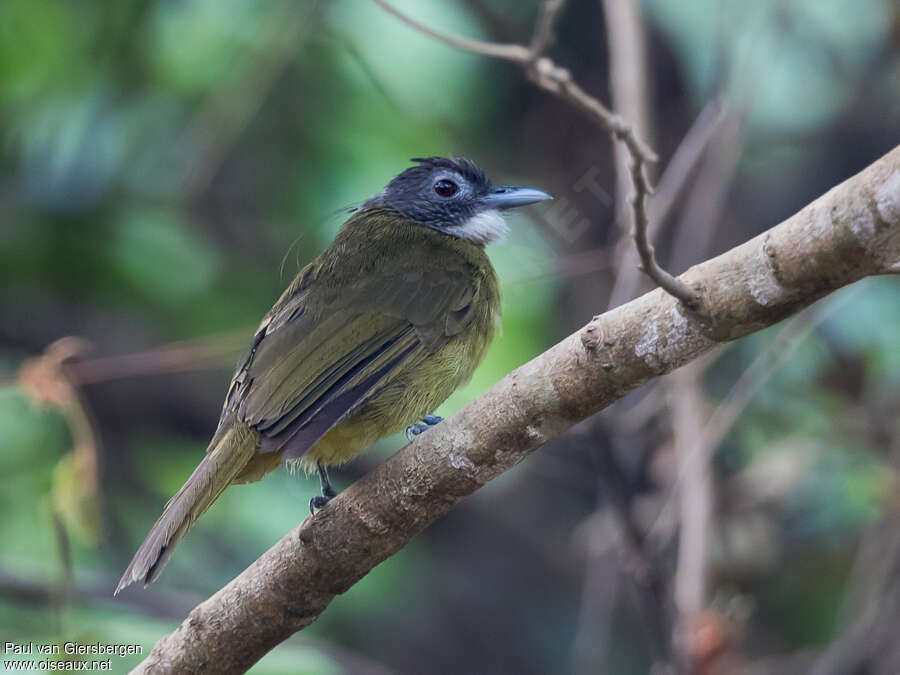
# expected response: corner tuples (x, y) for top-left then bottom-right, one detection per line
(482, 186), (552, 210)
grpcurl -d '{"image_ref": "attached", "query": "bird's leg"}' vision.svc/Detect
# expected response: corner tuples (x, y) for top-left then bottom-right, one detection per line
(309, 461), (337, 513)
(405, 413), (444, 442)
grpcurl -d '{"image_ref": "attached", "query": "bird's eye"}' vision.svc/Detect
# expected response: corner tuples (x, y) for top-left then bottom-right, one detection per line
(434, 179), (458, 197)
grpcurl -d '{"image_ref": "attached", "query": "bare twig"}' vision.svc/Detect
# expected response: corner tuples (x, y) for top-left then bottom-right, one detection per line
(133, 147), (900, 673)
(522, 57), (657, 159)
(607, 100), (728, 308)
(529, 0), (567, 59)
(668, 112), (743, 272)
(372, 0), (702, 307)
(64, 329), (248, 385)
(653, 101), (729, 239)
(602, 0), (652, 225)
(630, 159), (700, 307)
(371, 0), (529, 62)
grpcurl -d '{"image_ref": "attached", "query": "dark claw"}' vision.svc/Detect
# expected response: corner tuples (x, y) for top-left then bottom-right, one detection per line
(405, 414), (444, 442)
(309, 494), (333, 514)
(405, 423), (428, 441)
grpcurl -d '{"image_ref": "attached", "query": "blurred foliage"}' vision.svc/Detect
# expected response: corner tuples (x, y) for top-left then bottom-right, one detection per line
(0, 0), (898, 673)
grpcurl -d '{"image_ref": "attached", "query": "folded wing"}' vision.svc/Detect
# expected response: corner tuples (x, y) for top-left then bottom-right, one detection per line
(214, 246), (479, 460)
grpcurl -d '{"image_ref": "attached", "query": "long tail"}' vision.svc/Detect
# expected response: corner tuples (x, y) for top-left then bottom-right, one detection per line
(115, 424), (257, 594)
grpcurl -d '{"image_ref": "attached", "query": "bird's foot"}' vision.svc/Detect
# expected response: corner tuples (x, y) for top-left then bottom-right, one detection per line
(405, 414), (444, 442)
(309, 485), (336, 514)
(309, 462), (337, 514)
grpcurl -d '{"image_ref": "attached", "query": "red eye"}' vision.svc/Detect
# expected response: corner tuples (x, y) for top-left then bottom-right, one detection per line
(434, 179), (458, 197)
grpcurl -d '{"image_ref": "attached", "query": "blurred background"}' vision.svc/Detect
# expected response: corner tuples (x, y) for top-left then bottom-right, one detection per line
(1, 0), (898, 673)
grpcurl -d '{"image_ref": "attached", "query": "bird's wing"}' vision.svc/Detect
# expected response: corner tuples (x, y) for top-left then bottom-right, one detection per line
(217, 247), (479, 459)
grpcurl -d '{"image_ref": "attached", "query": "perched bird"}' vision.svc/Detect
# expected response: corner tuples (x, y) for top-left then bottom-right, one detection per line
(115, 157), (550, 593)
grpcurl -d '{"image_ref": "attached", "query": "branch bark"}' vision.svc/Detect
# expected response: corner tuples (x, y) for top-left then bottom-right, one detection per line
(133, 147), (900, 673)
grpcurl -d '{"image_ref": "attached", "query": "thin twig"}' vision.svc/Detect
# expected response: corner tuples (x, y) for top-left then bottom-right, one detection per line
(371, 0), (529, 62)
(602, 0), (652, 227)
(607, 100), (728, 309)
(1, 330), (248, 393)
(372, 0), (700, 308)
(65, 329), (248, 385)
(652, 101), (729, 236)
(668, 112), (743, 272)
(529, 0), (567, 59)
(630, 158), (700, 308)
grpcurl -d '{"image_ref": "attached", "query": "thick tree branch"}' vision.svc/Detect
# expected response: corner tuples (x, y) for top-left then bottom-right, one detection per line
(133, 148), (900, 674)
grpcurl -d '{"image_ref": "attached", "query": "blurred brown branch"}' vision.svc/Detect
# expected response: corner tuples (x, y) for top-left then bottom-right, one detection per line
(18, 338), (104, 549)
(572, 2), (676, 671)
(669, 363), (718, 674)
(602, 0), (652, 227)
(665, 112), (743, 674)
(64, 329), (249, 385)
(0, 567), (200, 621)
(588, 5), (731, 671)
(133, 146), (900, 674)
(8, 330), (249, 588)
(3, 329), (249, 390)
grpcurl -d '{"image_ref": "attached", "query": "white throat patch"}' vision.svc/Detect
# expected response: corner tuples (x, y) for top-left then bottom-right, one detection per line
(456, 209), (509, 245)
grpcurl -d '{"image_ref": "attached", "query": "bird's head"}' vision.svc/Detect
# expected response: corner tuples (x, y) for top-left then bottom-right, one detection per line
(364, 157), (551, 245)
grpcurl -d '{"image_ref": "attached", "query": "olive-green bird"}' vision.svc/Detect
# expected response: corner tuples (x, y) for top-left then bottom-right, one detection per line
(115, 156), (550, 593)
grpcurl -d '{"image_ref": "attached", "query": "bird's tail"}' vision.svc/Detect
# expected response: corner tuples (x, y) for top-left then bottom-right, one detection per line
(115, 424), (257, 594)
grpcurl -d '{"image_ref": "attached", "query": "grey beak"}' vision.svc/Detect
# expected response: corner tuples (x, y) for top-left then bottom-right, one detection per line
(482, 186), (552, 210)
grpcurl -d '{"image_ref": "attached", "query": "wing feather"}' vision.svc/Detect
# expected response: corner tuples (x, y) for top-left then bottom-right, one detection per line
(215, 215), (487, 461)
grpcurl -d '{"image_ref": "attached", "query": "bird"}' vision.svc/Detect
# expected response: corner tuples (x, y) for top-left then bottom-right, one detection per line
(115, 156), (550, 593)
